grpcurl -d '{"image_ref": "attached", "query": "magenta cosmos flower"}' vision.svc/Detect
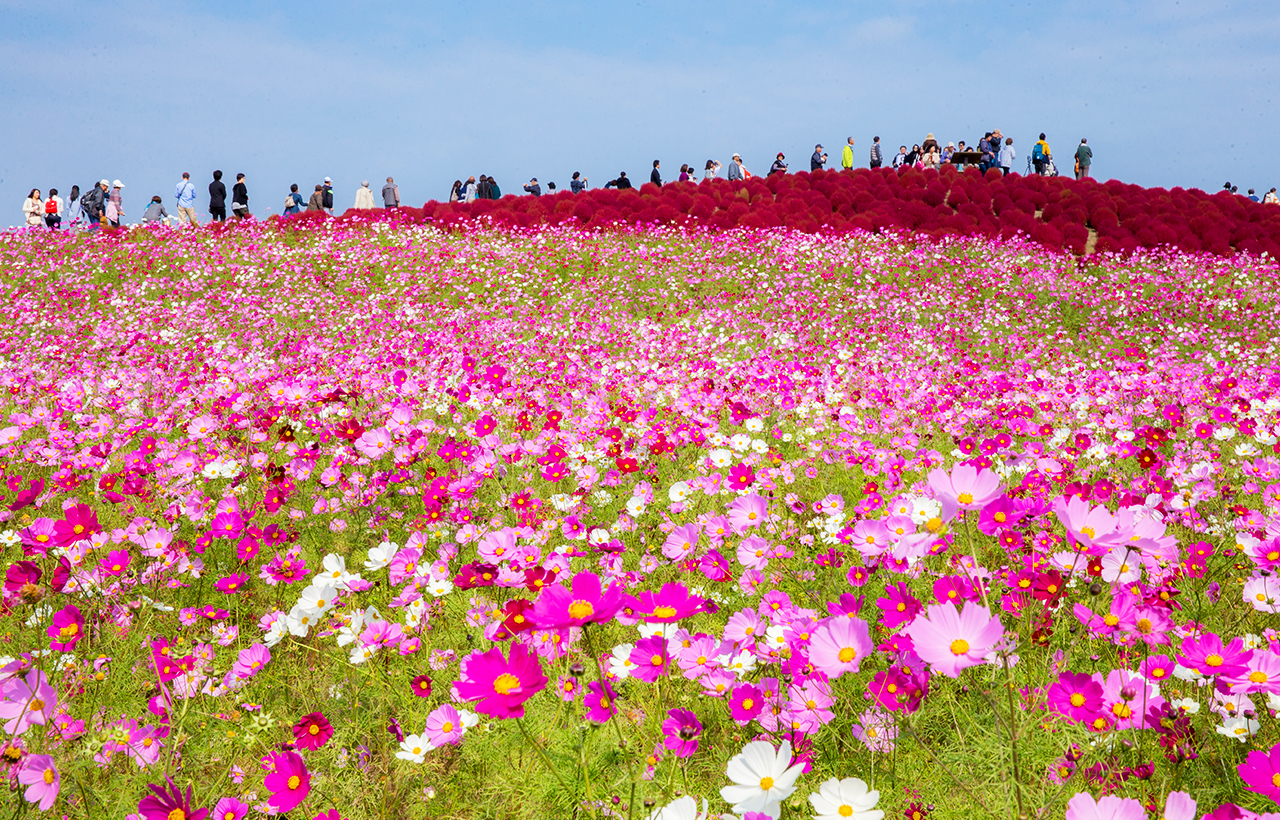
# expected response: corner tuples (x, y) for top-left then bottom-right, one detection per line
(902, 601), (1004, 678)
(47, 604), (84, 652)
(455, 642), (547, 718)
(292, 712), (334, 750)
(0, 668), (57, 735)
(138, 777), (209, 820)
(100, 548), (131, 576)
(530, 571), (622, 629)
(264, 751), (311, 813)
(808, 616), (873, 680)
(1238, 740), (1280, 804)
(1046, 671), (1104, 724)
(662, 708), (702, 757)
(17, 754), (59, 811)
(621, 582), (710, 623)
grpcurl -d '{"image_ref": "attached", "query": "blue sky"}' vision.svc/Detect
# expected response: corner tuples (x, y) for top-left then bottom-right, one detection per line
(2, 1), (1277, 225)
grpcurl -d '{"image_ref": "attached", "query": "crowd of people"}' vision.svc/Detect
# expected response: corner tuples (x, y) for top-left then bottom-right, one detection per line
(18, 134), (1280, 229)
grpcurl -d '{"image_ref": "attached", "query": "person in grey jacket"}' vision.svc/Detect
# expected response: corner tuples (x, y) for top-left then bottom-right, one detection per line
(141, 196), (170, 223)
(727, 154), (745, 181)
(382, 177), (400, 208)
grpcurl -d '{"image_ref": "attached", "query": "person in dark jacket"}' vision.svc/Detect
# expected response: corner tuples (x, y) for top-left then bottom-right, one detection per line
(769, 153), (788, 176)
(488, 176), (502, 198)
(523, 178), (542, 196)
(810, 145), (827, 171)
(606, 172), (632, 190)
(321, 177), (334, 214)
(650, 160), (662, 186)
(209, 170), (227, 222)
(83, 180), (109, 232)
(570, 172), (588, 193)
(232, 174), (249, 218)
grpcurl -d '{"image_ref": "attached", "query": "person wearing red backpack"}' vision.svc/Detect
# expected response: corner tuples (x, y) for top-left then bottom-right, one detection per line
(44, 188), (63, 229)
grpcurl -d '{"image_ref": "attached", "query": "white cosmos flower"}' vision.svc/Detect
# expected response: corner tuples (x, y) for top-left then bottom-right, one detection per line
(809, 777), (883, 820)
(646, 795), (710, 820)
(365, 541), (399, 571)
(668, 481), (690, 503)
(745, 417), (764, 432)
(426, 579), (454, 597)
(709, 448), (733, 468)
(297, 582), (338, 616)
(607, 643), (635, 679)
(719, 740), (805, 819)
(396, 733), (433, 762)
(318, 554), (352, 587)
(626, 496), (646, 517)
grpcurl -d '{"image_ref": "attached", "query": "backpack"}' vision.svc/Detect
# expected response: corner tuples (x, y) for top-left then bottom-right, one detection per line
(1032, 143), (1045, 161)
(285, 193), (296, 211)
(80, 191), (96, 210)
(45, 198), (57, 214)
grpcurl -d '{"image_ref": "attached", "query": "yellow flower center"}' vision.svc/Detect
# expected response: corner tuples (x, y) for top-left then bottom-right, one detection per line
(442, 721), (454, 732)
(759, 777), (774, 791)
(1103, 614), (1119, 627)
(1111, 703), (1131, 718)
(493, 673), (520, 695)
(950, 639), (970, 655)
(1250, 671), (1269, 683)
(1070, 693), (1085, 707)
(957, 492), (973, 504)
(741, 698), (754, 710)
(287, 775), (301, 790)
(309, 724), (321, 735)
(59, 623), (79, 639)
(568, 600), (594, 620)
(43, 768), (55, 785)
(993, 512), (1006, 523)
(652, 606), (677, 618)
(1080, 526), (1095, 538)
(839, 807), (854, 818)
(838, 647), (857, 663)
(650, 654), (664, 666)
(1206, 654), (1224, 667)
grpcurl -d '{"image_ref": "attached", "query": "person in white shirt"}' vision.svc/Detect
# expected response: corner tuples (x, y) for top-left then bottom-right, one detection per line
(999, 138), (1016, 176)
(44, 188), (64, 229)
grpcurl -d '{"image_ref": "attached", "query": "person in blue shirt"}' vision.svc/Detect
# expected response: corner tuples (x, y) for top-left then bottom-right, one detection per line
(284, 184), (305, 215)
(570, 172), (588, 193)
(174, 172), (198, 226)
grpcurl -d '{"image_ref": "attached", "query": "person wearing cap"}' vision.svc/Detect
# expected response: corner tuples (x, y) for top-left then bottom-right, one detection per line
(382, 177), (400, 208)
(523, 178), (541, 196)
(768, 153), (787, 176)
(105, 180), (125, 227)
(811, 144), (828, 172)
(942, 142), (956, 164)
(841, 138), (855, 171)
(231, 173), (249, 219)
(322, 177), (334, 214)
(727, 154), (745, 181)
(83, 180), (108, 232)
(209, 171), (227, 222)
(174, 172), (198, 226)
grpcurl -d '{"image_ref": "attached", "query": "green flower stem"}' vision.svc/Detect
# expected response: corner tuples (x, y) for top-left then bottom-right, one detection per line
(515, 715), (571, 795)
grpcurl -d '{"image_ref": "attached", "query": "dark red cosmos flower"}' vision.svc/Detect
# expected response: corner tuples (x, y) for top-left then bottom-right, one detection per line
(291, 712), (333, 750)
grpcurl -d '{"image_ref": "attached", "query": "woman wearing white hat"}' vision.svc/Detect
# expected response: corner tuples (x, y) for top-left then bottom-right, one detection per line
(106, 180), (125, 227)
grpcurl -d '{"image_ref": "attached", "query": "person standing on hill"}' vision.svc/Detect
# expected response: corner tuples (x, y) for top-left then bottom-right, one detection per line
(231, 174), (249, 218)
(307, 184), (325, 211)
(284, 184), (305, 215)
(22, 189), (44, 228)
(841, 137), (855, 170)
(175, 172), (198, 226)
(209, 171), (227, 222)
(650, 160), (662, 187)
(727, 154), (744, 181)
(811, 144), (827, 171)
(523, 178), (542, 196)
(1032, 134), (1052, 175)
(44, 189), (63, 229)
(1074, 139), (1092, 179)
(999, 138), (1016, 175)
(382, 177), (400, 208)
(354, 181), (377, 209)
(869, 137), (882, 169)
(769, 153), (788, 176)
(106, 181), (124, 227)
(571, 171), (589, 192)
(322, 178), (334, 215)
(1263, 188), (1279, 204)
(83, 180), (108, 231)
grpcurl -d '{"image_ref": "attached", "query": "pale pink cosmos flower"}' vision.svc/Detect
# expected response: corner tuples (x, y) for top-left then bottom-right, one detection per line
(808, 616), (873, 680)
(1053, 495), (1120, 554)
(727, 494), (768, 533)
(902, 601), (1004, 678)
(926, 463), (1002, 515)
(1063, 792), (1147, 820)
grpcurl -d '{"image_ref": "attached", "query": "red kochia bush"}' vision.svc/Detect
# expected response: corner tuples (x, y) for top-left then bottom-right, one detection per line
(290, 169), (1280, 259)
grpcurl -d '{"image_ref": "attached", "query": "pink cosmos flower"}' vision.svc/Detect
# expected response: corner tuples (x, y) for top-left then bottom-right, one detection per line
(230, 644), (271, 679)
(353, 427), (393, 459)
(530, 571), (622, 629)
(52, 503), (100, 546)
(808, 616), (873, 680)
(264, 751), (311, 813)
(100, 548), (132, 576)
(455, 642), (547, 718)
(736, 535), (771, 570)
(628, 636), (671, 683)
(424, 703), (465, 747)
(216, 573), (248, 594)
(1052, 495), (1120, 553)
(621, 582), (710, 623)
(927, 463), (1003, 514)
(212, 796), (249, 820)
(1063, 792), (1147, 820)
(902, 601), (1004, 678)
(662, 708), (702, 756)
(727, 494), (768, 533)
(584, 680), (617, 722)
(1222, 650), (1280, 695)
(138, 777), (209, 820)
(0, 669), (57, 735)
(47, 604), (84, 651)
(292, 712), (334, 750)
(727, 683), (765, 723)
(1238, 740), (1280, 804)
(1046, 671), (1104, 724)
(1177, 633), (1253, 677)
(17, 754), (59, 811)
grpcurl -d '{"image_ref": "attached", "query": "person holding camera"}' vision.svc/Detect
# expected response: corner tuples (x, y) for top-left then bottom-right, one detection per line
(811, 144), (828, 172)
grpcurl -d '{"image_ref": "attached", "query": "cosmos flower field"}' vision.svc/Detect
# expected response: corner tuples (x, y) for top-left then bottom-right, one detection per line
(3, 214), (1280, 820)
